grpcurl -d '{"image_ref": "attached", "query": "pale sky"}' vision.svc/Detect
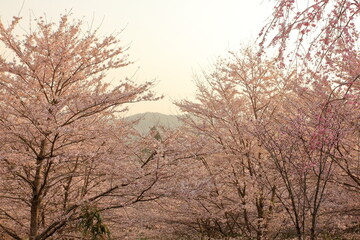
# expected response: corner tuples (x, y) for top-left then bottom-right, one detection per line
(1, 0), (273, 115)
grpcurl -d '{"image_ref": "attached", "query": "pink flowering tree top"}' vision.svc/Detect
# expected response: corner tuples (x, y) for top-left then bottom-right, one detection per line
(260, 0), (360, 68)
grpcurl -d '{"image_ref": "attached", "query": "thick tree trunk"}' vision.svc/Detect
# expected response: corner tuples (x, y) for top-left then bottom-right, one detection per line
(29, 197), (40, 240)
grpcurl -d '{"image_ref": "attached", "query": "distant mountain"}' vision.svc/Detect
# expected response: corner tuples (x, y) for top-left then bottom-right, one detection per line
(126, 112), (182, 134)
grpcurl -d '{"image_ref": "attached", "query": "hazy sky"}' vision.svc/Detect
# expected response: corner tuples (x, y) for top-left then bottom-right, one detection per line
(1, 0), (273, 115)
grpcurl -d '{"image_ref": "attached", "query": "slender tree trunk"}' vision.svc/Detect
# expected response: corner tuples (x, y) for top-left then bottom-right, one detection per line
(30, 140), (46, 240)
(296, 225), (302, 240)
(256, 195), (264, 240)
(30, 158), (43, 240)
(310, 215), (317, 240)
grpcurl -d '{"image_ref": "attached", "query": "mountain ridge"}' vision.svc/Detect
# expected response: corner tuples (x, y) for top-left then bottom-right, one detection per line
(126, 112), (182, 134)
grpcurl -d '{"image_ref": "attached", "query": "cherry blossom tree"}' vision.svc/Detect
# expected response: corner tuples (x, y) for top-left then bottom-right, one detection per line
(255, 84), (340, 240)
(259, 2), (360, 238)
(170, 44), (359, 239)
(0, 14), (160, 239)
(172, 47), (288, 239)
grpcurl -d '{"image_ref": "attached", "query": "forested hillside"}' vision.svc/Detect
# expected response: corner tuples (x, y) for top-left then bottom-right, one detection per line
(126, 112), (182, 134)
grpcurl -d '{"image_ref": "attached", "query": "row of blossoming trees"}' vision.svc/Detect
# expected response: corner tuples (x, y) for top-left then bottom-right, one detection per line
(157, 46), (360, 239)
(142, 0), (360, 239)
(0, 0), (360, 239)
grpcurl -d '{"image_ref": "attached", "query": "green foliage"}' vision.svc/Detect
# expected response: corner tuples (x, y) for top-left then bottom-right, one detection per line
(150, 126), (162, 141)
(78, 205), (111, 240)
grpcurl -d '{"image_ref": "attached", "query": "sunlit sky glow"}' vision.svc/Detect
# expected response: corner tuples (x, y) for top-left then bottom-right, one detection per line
(1, 0), (273, 115)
